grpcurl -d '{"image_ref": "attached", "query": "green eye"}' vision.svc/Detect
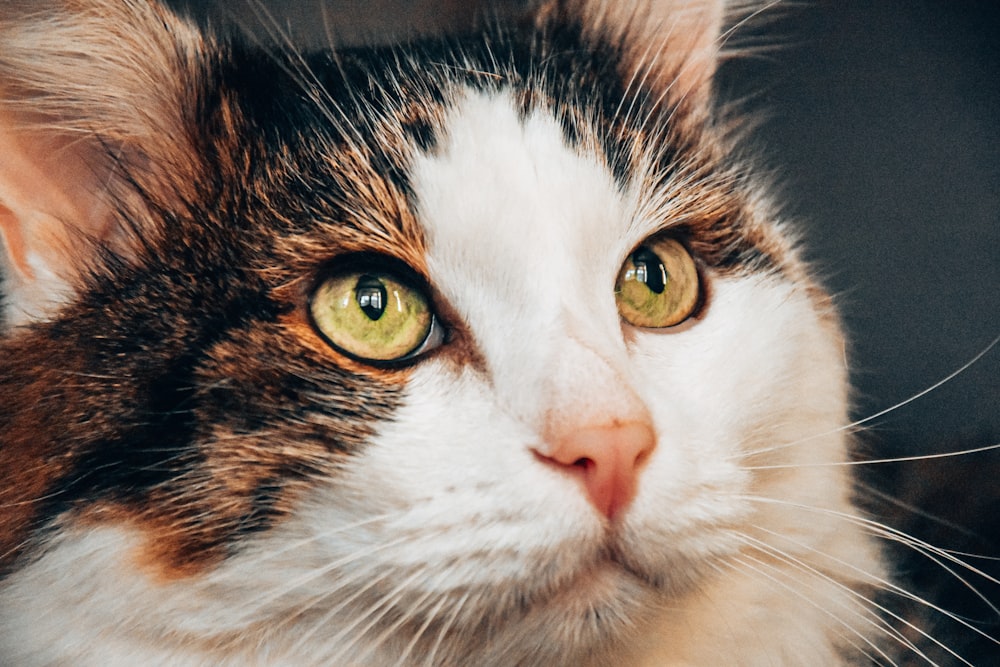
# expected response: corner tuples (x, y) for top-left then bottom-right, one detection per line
(615, 237), (700, 328)
(310, 266), (437, 363)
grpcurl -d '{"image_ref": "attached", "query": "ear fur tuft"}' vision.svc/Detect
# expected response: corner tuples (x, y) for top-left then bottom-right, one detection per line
(536, 0), (727, 112)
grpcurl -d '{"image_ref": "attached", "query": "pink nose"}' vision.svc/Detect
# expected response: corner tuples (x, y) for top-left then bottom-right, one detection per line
(536, 421), (656, 520)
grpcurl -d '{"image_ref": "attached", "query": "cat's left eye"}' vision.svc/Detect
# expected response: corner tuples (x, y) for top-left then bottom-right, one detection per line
(615, 237), (700, 328)
(310, 265), (442, 364)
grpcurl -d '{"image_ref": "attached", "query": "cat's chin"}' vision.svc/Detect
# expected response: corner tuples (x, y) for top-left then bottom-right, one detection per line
(414, 511), (721, 645)
(444, 558), (660, 666)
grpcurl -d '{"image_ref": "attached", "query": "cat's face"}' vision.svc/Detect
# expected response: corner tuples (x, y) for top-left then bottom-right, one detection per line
(0, 1), (883, 664)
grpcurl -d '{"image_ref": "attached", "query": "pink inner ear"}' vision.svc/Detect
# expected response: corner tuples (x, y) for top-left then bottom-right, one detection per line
(0, 202), (33, 280)
(0, 109), (115, 286)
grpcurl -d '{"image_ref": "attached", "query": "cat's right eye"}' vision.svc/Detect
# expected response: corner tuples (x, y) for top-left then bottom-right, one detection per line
(615, 237), (700, 328)
(309, 266), (442, 364)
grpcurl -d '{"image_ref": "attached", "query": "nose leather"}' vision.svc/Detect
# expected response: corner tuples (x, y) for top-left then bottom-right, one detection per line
(536, 420), (656, 520)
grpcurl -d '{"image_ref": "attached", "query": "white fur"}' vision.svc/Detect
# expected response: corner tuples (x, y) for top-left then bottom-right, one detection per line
(0, 90), (883, 665)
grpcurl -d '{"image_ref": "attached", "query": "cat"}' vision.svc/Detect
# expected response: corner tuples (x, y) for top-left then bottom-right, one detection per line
(0, 0), (995, 665)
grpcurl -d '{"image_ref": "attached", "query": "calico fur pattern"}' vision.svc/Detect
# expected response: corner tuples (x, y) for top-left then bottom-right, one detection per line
(0, 0), (991, 665)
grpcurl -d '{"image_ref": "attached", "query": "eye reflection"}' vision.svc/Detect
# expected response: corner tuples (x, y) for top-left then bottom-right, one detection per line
(627, 248), (667, 294)
(355, 275), (387, 320)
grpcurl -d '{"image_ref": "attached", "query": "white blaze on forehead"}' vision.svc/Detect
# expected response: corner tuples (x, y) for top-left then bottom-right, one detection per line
(410, 90), (650, 430)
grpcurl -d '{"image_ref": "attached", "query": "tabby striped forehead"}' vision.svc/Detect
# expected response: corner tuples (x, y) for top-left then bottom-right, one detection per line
(266, 17), (788, 287)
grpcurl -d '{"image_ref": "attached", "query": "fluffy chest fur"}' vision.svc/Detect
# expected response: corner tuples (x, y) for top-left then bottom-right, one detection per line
(0, 0), (973, 665)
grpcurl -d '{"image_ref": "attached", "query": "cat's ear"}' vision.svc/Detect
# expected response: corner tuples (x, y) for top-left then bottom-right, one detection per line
(0, 0), (204, 326)
(536, 0), (725, 113)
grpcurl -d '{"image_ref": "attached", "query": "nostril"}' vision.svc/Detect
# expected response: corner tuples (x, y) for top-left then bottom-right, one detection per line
(535, 421), (656, 520)
(635, 447), (653, 467)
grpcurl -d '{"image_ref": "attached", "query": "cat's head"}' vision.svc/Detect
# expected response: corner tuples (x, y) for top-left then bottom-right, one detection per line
(0, 1), (879, 664)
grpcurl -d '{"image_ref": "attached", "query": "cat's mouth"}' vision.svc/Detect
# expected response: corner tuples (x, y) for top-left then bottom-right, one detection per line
(527, 527), (712, 618)
(529, 541), (664, 614)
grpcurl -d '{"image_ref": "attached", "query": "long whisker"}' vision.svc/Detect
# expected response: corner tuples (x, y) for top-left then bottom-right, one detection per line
(394, 591), (452, 666)
(858, 480), (1000, 557)
(727, 553), (900, 664)
(738, 529), (966, 665)
(422, 588), (473, 667)
(358, 585), (443, 666)
(736, 536), (928, 665)
(283, 567), (398, 656)
(224, 529), (414, 626)
(744, 442), (1000, 471)
(221, 509), (401, 576)
(740, 334), (999, 459)
(742, 496), (1000, 625)
(324, 566), (433, 664)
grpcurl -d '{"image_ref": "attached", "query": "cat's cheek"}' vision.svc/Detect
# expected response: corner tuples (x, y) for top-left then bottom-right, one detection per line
(631, 273), (849, 462)
(622, 273), (854, 557)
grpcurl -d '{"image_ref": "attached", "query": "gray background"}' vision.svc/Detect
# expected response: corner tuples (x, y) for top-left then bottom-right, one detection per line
(177, 0), (999, 454)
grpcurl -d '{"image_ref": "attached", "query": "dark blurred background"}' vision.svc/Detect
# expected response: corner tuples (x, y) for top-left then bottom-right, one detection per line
(174, 0), (999, 455)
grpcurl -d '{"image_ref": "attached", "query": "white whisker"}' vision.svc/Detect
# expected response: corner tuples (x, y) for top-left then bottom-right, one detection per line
(422, 588), (472, 667)
(324, 566), (433, 664)
(393, 591), (452, 667)
(742, 496), (1000, 631)
(745, 442), (1000, 470)
(858, 481), (1000, 560)
(728, 553), (900, 664)
(282, 567), (396, 655)
(737, 530), (959, 665)
(226, 529), (414, 627)
(741, 335), (998, 459)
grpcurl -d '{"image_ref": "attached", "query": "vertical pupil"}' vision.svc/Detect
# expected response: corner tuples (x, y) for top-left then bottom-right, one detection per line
(631, 247), (667, 294)
(355, 275), (387, 320)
